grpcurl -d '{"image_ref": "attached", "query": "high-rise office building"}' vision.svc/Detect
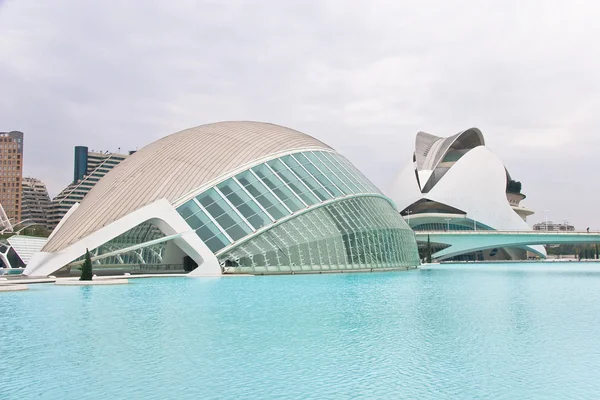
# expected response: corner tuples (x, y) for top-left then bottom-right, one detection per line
(0, 131), (24, 223)
(21, 177), (51, 229)
(47, 147), (128, 230)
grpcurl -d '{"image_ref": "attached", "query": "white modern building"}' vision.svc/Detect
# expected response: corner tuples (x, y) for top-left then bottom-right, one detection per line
(388, 128), (546, 261)
(24, 121), (420, 277)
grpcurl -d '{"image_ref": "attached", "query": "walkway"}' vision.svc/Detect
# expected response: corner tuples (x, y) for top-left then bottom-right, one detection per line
(414, 230), (600, 260)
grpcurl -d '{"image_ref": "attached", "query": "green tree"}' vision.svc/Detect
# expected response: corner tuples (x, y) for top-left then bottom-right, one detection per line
(80, 249), (93, 281)
(21, 225), (51, 238)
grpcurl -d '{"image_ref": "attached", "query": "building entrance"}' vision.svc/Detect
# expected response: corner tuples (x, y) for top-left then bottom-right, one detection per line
(183, 256), (198, 272)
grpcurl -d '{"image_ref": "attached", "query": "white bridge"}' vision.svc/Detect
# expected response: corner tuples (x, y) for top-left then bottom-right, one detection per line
(414, 231), (600, 260)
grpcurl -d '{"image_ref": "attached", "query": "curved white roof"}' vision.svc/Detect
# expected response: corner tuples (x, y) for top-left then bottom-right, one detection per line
(7, 235), (47, 264)
(388, 128), (546, 258)
(44, 121), (331, 252)
(415, 128), (484, 172)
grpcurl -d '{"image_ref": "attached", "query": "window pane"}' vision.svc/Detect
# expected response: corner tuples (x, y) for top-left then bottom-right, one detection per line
(177, 201), (201, 220)
(235, 171), (290, 220)
(306, 152), (352, 195)
(251, 164), (304, 212)
(205, 233), (230, 253)
(217, 179), (271, 230)
(184, 206), (231, 250)
(318, 152), (364, 193)
(295, 153), (343, 197)
(333, 153), (379, 193)
(197, 188), (252, 241)
(266, 159), (319, 206)
(280, 155), (331, 201)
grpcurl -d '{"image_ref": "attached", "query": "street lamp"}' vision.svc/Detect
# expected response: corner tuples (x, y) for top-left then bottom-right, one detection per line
(407, 210), (412, 227)
(444, 218), (451, 231)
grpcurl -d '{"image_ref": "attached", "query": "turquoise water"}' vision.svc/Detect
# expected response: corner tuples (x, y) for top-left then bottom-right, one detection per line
(2, 263), (600, 399)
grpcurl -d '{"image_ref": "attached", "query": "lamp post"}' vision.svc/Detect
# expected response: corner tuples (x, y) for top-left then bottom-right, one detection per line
(444, 218), (451, 231)
(407, 210), (412, 227)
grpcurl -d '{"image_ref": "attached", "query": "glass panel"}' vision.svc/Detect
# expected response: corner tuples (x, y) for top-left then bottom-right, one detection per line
(280, 155), (331, 201)
(82, 222), (168, 267)
(176, 201), (231, 252)
(293, 153), (343, 197)
(252, 164), (304, 212)
(266, 159), (319, 206)
(329, 154), (368, 192)
(306, 152), (352, 195)
(235, 171), (290, 220)
(197, 188), (252, 241)
(217, 179), (271, 230)
(187, 211), (208, 230)
(334, 153), (380, 193)
(177, 200), (201, 220)
(217, 196), (420, 273)
(204, 233), (230, 253)
(315, 151), (364, 193)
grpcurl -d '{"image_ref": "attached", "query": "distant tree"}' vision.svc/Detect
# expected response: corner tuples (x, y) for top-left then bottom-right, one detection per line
(21, 225), (51, 238)
(80, 249), (93, 281)
(426, 235), (432, 264)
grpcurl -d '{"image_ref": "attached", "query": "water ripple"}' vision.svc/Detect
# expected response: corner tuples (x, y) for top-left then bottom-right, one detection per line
(2, 264), (600, 399)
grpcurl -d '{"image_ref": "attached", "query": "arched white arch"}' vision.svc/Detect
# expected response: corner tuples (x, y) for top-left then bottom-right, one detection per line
(23, 198), (221, 277)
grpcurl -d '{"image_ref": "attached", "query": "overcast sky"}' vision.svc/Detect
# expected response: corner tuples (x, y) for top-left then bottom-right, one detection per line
(0, 0), (598, 229)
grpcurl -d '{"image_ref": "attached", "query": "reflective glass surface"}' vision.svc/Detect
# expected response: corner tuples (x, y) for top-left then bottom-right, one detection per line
(251, 164), (304, 212)
(216, 180), (271, 230)
(197, 188), (252, 241)
(176, 150), (393, 262)
(266, 158), (320, 206)
(218, 196), (419, 274)
(78, 151), (414, 272)
(235, 171), (290, 220)
(280, 154), (332, 201)
(78, 222), (167, 266)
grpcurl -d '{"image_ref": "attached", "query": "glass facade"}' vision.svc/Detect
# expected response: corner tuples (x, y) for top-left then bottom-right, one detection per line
(176, 151), (381, 253)
(84, 222), (165, 266)
(77, 150), (419, 273)
(175, 150), (419, 273)
(218, 196), (419, 274)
